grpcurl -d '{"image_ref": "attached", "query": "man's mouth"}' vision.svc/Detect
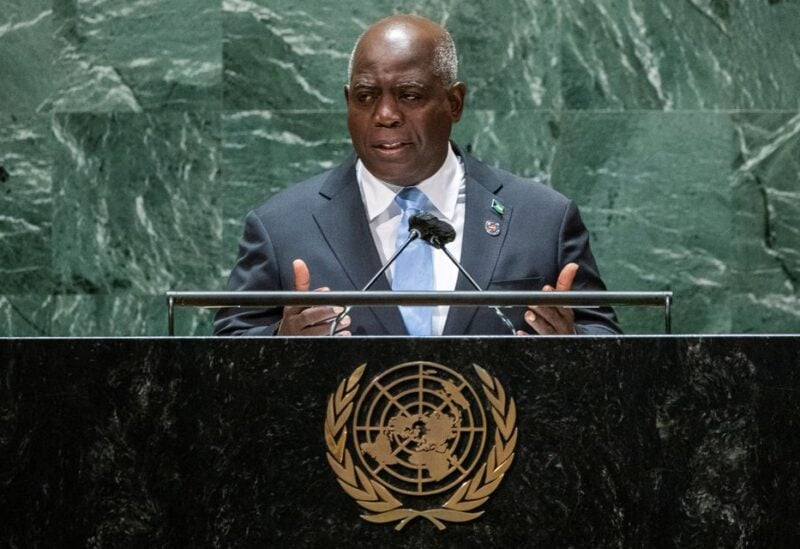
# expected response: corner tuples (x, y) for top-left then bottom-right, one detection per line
(374, 142), (411, 151)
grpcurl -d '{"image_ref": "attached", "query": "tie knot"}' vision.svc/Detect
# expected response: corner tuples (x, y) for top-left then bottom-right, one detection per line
(395, 187), (430, 214)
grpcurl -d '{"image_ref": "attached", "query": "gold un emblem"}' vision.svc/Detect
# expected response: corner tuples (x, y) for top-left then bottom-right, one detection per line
(324, 361), (518, 530)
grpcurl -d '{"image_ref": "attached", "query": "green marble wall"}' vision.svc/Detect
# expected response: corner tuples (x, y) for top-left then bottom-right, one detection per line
(1, 0), (798, 336)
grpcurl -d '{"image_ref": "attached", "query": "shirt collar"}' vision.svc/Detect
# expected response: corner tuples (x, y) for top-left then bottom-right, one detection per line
(357, 144), (463, 222)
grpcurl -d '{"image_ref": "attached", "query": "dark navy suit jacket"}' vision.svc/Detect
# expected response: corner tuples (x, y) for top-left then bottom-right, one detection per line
(214, 146), (620, 336)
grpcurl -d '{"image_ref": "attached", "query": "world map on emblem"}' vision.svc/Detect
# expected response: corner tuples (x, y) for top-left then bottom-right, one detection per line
(352, 362), (488, 496)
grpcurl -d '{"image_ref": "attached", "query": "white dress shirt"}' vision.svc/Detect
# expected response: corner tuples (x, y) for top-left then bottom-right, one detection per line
(356, 145), (466, 335)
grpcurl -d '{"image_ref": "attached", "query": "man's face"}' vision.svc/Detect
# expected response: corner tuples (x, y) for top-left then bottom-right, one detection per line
(345, 25), (465, 186)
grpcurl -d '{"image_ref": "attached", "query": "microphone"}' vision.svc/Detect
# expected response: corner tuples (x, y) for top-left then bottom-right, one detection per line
(408, 214), (516, 335)
(330, 212), (517, 335)
(409, 212), (455, 248)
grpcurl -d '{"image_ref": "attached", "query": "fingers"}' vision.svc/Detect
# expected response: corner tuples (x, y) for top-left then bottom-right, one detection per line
(281, 260), (317, 328)
(300, 305), (347, 329)
(519, 264), (579, 335)
(523, 305), (574, 335)
(556, 262), (579, 291)
(292, 259), (311, 292)
(279, 259), (351, 335)
(279, 306), (351, 336)
(301, 308), (352, 336)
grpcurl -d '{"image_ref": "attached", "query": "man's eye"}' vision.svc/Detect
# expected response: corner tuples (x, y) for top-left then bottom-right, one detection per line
(357, 93), (375, 103)
(400, 93), (421, 102)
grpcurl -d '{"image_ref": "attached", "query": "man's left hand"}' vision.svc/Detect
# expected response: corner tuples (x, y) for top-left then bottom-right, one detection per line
(517, 263), (578, 336)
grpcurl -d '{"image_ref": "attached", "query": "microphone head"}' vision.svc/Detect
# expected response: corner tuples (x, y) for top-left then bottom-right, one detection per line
(409, 212), (456, 248)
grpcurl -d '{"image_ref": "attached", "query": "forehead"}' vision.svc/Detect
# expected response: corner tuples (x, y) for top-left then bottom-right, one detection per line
(350, 27), (438, 85)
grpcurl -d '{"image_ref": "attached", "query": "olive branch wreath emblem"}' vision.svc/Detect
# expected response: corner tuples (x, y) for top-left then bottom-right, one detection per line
(324, 363), (517, 531)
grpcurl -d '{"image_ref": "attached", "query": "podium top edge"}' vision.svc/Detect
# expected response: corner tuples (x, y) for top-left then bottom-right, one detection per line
(164, 290), (673, 308)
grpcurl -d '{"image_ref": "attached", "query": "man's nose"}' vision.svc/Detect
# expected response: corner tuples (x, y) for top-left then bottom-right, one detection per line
(373, 95), (402, 127)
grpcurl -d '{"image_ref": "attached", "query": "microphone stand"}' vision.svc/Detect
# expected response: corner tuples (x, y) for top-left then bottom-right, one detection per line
(429, 236), (517, 336)
(328, 226), (517, 336)
(328, 229), (422, 335)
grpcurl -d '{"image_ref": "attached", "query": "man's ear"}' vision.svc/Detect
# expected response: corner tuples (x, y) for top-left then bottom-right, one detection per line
(343, 85), (350, 105)
(448, 82), (466, 122)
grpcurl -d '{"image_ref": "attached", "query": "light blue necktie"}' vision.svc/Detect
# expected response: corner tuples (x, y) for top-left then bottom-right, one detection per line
(392, 187), (433, 336)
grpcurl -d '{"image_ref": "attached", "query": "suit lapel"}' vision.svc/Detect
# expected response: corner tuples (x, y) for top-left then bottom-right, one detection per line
(443, 160), (512, 335)
(312, 156), (407, 335)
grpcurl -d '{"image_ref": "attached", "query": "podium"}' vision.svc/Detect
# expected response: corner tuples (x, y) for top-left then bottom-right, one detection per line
(2, 336), (799, 545)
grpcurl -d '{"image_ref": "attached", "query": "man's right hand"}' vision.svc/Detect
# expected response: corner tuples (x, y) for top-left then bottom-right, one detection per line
(277, 259), (352, 336)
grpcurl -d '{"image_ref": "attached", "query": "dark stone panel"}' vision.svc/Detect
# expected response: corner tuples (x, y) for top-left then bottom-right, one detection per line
(51, 295), (212, 337)
(752, 340), (800, 546)
(551, 111), (736, 334)
(50, 0), (222, 112)
(446, 0), (561, 111)
(51, 112), (223, 298)
(1, 336), (799, 546)
(0, 114), (53, 297)
(730, 112), (800, 333)
(0, 0), (53, 113)
(561, 0), (800, 110)
(452, 110), (558, 178)
(0, 295), (53, 336)
(222, 0), (559, 111)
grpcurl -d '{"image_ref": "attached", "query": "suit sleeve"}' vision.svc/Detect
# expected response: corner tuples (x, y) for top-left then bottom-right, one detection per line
(557, 201), (622, 335)
(213, 211), (283, 336)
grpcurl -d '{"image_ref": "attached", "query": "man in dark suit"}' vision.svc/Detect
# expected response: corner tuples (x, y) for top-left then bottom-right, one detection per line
(214, 14), (620, 337)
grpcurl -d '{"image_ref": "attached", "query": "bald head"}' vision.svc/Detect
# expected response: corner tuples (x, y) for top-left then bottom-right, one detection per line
(344, 14), (466, 185)
(347, 15), (458, 88)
